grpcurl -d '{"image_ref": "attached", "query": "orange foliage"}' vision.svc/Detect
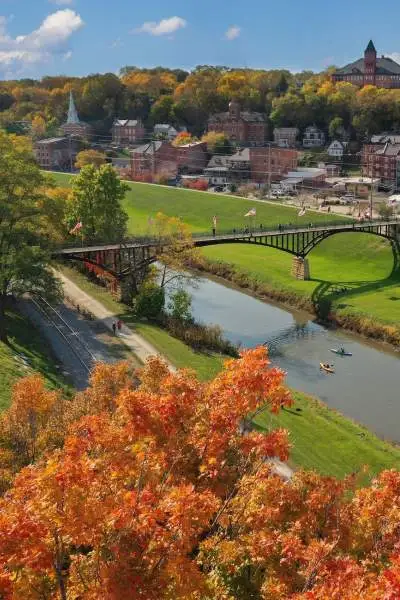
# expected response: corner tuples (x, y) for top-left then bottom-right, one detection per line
(183, 178), (209, 191)
(0, 350), (400, 599)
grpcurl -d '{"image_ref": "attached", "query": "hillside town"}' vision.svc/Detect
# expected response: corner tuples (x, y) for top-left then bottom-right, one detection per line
(21, 41), (400, 215)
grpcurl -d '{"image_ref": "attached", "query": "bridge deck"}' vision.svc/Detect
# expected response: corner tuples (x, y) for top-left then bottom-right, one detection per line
(57, 219), (399, 256)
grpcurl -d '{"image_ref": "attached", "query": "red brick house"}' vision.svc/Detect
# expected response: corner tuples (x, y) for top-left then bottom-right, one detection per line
(362, 142), (400, 188)
(333, 41), (400, 88)
(112, 119), (146, 145)
(175, 141), (208, 173)
(250, 147), (298, 183)
(34, 137), (79, 170)
(130, 140), (207, 180)
(208, 100), (267, 147)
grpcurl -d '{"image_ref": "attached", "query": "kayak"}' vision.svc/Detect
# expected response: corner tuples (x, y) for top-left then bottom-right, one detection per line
(320, 363), (335, 374)
(330, 349), (352, 356)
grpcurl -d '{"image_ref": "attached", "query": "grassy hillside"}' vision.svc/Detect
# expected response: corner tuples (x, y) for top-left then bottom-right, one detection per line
(0, 309), (69, 411)
(52, 173), (339, 233)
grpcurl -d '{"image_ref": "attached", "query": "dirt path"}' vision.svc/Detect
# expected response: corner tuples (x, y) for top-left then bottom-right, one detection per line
(56, 271), (175, 369)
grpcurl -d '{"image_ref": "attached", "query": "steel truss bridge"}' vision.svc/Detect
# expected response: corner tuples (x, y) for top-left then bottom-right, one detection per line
(54, 219), (400, 281)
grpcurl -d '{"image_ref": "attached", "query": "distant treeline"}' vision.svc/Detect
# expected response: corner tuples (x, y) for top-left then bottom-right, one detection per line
(2, 65), (400, 141)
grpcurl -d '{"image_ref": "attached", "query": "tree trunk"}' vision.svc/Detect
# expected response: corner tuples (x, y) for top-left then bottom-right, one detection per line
(0, 294), (8, 344)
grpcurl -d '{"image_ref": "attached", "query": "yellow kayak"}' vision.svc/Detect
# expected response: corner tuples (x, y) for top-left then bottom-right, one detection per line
(320, 363), (335, 374)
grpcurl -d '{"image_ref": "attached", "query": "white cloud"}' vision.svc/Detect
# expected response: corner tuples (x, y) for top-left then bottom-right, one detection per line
(135, 16), (186, 36)
(63, 50), (72, 60)
(225, 25), (241, 41)
(50, 0), (74, 5)
(0, 9), (83, 67)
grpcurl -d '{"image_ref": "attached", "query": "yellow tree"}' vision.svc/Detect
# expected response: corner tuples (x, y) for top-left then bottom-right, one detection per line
(151, 212), (200, 288)
(31, 115), (46, 138)
(75, 149), (107, 169)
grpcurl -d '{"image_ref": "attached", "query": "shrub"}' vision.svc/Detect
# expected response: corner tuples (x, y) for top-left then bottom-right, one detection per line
(135, 283), (165, 319)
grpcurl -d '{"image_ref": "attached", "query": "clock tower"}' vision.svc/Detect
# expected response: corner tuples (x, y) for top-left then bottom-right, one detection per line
(364, 40), (377, 85)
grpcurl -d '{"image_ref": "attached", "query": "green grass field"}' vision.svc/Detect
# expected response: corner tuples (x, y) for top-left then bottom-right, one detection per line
(52, 173), (339, 234)
(0, 309), (70, 411)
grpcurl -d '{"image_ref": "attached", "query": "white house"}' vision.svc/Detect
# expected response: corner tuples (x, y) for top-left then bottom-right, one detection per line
(154, 124), (178, 141)
(302, 125), (325, 148)
(327, 140), (347, 159)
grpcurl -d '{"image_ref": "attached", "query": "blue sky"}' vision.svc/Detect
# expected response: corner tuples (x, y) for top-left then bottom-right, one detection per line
(1, 0), (400, 79)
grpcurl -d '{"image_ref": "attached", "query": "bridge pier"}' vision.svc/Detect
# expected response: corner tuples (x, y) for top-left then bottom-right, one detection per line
(291, 256), (310, 280)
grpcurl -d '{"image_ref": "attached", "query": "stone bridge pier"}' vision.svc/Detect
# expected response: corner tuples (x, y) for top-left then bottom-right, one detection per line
(291, 256), (310, 280)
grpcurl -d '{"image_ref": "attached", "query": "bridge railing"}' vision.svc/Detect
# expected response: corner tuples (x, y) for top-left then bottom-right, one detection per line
(56, 216), (399, 251)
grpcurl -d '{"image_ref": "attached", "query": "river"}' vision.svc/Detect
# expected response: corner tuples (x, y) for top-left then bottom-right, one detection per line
(181, 274), (400, 442)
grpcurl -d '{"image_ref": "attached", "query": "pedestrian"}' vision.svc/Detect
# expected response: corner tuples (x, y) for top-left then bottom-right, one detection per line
(117, 319), (122, 331)
(112, 322), (116, 335)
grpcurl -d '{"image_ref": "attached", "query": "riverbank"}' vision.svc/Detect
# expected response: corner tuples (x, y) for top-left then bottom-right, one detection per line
(56, 265), (400, 481)
(198, 234), (400, 349)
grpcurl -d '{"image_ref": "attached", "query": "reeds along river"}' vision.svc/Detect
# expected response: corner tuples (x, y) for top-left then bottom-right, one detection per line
(178, 273), (400, 443)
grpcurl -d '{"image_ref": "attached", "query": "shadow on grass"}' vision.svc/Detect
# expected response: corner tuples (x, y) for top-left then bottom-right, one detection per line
(311, 240), (400, 319)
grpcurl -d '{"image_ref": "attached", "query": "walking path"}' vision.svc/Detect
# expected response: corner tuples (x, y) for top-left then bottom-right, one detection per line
(57, 271), (175, 369)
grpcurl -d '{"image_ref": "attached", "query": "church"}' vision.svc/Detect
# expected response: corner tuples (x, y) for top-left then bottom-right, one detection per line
(61, 91), (91, 138)
(332, 41), (400, 88)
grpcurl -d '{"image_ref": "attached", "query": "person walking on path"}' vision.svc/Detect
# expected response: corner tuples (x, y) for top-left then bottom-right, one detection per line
(117, 319), (122, 332)
(112, 322), (116, 335)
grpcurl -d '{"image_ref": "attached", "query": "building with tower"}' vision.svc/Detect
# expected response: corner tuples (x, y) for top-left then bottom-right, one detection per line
(61, 91), (91, 138)
(208, 100), (267, 147)
(333, 41), (400, 88)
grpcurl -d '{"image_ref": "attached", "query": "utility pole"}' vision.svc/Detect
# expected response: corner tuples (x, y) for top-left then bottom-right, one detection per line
(151, 138), (156, 180)
(267, 142), (271, 198)
(369, 156), (373, 220)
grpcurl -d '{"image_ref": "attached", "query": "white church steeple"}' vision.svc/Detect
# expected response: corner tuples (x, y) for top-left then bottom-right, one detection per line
(67, 91), (80, 124)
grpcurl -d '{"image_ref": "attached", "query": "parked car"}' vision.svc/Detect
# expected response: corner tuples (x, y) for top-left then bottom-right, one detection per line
(339, 194), (356, 205)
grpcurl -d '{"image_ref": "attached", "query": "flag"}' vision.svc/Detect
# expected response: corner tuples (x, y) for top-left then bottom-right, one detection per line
(212, 215), (217, 227)
(69, 221), (82, 235)
(244, 208), (256, 217)
(298, 207), (306, 217)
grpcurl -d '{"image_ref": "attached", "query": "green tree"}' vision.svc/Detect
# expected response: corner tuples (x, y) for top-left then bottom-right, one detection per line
(149, 95), (175, 125)
(329, 116), (344, 139)
(135, 282), (165, 320)
(168, 288), (192, 322)
(67, 164), (129, 243)
(0, 132), (61, 342)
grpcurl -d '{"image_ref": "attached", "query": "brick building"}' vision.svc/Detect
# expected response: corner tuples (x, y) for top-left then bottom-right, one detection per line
(362, 142), (400, 189)
(34, 137), (79, 170)
(130, 141), (207, 180)
(333, 40), (400, 88)
(208, 100), (267, 147)
(112, 119), (146, 145)
(250, 147), (298, 183)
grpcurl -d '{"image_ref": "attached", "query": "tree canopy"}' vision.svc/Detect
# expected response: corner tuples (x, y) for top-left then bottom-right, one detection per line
(0, 349), (400, 599)
(3, 66), (400, 141)
(0, 132), (61, 342)
(67, 164), (129, 243)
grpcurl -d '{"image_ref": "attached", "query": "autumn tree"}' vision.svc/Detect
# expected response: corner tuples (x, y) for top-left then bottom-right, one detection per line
(150, 212), (200, 288)
(75, 149), (107, 169)
(0, 132), (61, 343)
(67, 164), (129, 243)
(31, 114), (46, 138)
(201, 131), (233, 154)
(172, 131), (197, 146)
(1, 350), (400, 598)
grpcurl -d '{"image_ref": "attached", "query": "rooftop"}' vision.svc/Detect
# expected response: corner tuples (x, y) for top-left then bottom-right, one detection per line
(114, 119), (141, 127)
(35, 137), (67, 145)
(131, 141), (164, 155)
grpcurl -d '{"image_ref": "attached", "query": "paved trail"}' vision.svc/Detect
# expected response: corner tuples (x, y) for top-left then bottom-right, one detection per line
(57, 271), (175, 369)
